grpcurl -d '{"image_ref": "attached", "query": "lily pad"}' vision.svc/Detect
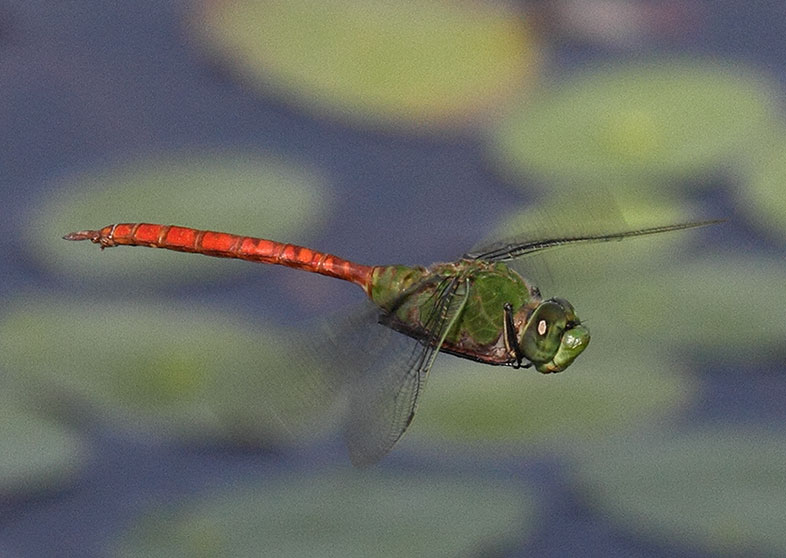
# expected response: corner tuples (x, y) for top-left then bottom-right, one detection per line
(576, 254), (786, 363)
(194, 0), (539, 130)
(483, 212), (773, 364)
(489, 60), (779, 189)
(404, 339), (696, 457)
(112, 470), (533, 557)
(0, 395), (87, 496)
(32, 151), (329, 287)
(0, 296), (339, 446)
(743, 140), (786, 245)
(573, 428), (786, 556)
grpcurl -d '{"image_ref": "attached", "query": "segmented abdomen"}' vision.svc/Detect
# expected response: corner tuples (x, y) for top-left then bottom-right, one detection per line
(64, 223), (375, 291)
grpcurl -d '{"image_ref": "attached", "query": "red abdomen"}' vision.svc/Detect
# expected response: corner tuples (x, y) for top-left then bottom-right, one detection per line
(64, 223), (375, 292)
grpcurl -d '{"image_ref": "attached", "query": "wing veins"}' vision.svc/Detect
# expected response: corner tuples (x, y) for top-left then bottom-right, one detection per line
(387, 275), (463, 434)
(346, 274), (470, 466)
(466, 219), (724, 262)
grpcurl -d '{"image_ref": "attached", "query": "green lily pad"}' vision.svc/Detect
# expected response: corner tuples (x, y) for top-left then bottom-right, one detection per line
(0, 395), (87, 496)
(489, 60), (779, 189)
(573, 428), (786, 556)
(0, 296), (338, 446)
(112, 470), (534, 557)
(195, 0), (539, 129)
(484, 210), (773, 365)
(576, 254), (786, 363)
(743, 140), (786, 245)
(33, 151), (329, 287)
(404, 339), (695, 457)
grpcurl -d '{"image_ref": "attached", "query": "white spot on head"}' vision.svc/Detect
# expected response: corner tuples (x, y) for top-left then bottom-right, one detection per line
(538, 319), (547, 336)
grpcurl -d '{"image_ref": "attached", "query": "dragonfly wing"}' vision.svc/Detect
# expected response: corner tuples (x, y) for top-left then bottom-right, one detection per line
(466, 220), (723, 262)
(342, 276), (470, 466)
(343, 336), (424, 466)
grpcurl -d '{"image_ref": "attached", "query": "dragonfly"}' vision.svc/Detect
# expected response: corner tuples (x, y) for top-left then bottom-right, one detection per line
(64, 219), (720, 465)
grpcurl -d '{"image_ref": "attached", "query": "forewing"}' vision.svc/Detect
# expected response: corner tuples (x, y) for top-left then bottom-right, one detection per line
(465, 207), (722, 297)
(466, 221), (722, 263)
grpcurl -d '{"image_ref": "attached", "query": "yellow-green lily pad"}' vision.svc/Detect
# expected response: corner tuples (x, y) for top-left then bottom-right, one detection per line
(743, 140), (786, 246)
(484, 211), (771, 364)
(404, 340), (695, 458)
(0, 395), (88, 496)
(194, 0), (539, 130)
(0, 296), (338, 446)
(112, 470), (534, 557)
(488, 60), (779, 189)
(573, 428), (786, 556)
(576, 254), (786, 362)
(33, 151), (329, 287)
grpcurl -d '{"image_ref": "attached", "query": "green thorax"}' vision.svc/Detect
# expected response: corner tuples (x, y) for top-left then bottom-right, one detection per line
(368, 259), (538, 350)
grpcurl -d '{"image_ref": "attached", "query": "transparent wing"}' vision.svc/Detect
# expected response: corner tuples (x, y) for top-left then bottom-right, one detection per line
(463, 212), (724, 299)
(324, 275), (469, 466)
(466, 220), (723, 262)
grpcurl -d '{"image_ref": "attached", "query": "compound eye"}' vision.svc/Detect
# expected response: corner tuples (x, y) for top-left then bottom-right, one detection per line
(519, 301), (567, 364)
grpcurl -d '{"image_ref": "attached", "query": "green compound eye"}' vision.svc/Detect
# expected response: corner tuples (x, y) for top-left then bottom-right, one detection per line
(520, 298), (590, 374)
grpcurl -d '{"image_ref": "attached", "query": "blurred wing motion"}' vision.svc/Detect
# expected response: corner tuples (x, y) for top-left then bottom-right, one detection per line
(335, 276), (469, 466)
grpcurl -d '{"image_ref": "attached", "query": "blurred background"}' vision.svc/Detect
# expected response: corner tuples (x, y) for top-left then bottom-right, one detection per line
(2, 1), (786, 556)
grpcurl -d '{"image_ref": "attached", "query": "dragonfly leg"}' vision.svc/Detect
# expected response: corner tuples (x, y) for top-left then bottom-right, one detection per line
(503, 302), (525, 368)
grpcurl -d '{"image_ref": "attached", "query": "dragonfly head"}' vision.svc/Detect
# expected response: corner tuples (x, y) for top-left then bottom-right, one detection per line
(519, 298), (590, 373)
